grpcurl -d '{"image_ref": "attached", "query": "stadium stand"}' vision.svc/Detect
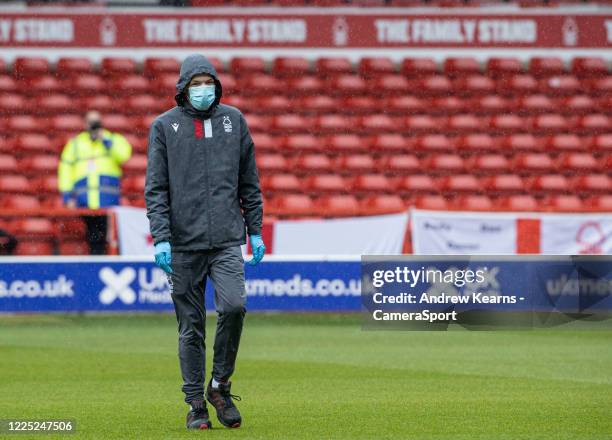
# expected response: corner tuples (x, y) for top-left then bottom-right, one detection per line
(0, 54), (610, 253)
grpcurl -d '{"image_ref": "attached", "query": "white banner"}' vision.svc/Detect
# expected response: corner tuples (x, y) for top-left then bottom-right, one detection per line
(112, 206), (155, 256)
(540, 214), (612, 255)
(272, 212), (409, 255)
(411, 209), (518, 255)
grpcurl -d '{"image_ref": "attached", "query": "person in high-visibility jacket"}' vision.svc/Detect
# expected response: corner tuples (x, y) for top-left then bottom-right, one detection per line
(58, 111), (132, 254)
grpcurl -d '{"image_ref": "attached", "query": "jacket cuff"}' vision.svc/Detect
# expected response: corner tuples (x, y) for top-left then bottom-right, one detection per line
(247, 226), (262, 236)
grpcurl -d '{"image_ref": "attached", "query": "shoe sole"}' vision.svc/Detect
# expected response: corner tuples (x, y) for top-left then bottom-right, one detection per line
(187, 421), (212, 430)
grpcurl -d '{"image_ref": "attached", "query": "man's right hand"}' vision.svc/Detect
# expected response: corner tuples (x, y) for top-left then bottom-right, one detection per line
(154, 241), (173, 274)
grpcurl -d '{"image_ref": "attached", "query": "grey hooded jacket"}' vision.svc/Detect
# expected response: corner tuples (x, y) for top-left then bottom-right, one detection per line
(145, 54), (263, 251)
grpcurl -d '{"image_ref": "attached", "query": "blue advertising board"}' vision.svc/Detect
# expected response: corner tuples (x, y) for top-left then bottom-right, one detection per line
(0, 257), (361, 313)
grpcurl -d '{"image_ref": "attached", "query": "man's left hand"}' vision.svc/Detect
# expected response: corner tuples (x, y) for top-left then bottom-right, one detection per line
(248, 234), (266, 265)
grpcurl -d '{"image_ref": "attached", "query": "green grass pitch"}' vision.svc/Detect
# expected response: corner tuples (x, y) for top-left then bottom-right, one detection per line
(0, 313), (610, 440)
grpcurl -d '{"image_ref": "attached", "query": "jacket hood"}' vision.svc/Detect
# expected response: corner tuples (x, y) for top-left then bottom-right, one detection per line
(175, 54), (223, 115)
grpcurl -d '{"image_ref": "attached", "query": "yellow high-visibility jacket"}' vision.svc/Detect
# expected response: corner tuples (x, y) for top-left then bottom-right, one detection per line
(58, 130), (132, 209)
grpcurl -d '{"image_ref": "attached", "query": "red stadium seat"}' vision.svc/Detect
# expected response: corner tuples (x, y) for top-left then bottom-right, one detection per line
(437, 174), (480, 194)
(242, 114), (271, 132)
(541, 76), (580, 95)
(8, 115), (43, 133)
(499, 74), (538, 95)
(272, 114), (309, 133)
(21, 155), (59, 174)
(467, 154), (509, 174)
(482, 174), (525, 193)
(315, 195), (359, 217)
(301, 96), (338, 113)
(337, 155), (376, 173)
(216, 73), (236, 94)
(352, 174), (393, 193)
(286, 76), (325, 95)
(0, 94), (26, 115)
(498, 195), (538, 211)
(452, 195), (494, 211)
(257, 96), (292, 114)
(256, 154), (288, 172)
(519, 94), (554, 115)
(281, 134), (320, 154)
(560, 95), (595, 115)
(586, 195), (612, 211)
(12, 218), (55, 237)
(377, 155), (420, 175)
(447, 114), (482, 133)
(315, 57), (353, 76)
(56, 57), (95, 77)
(111, 75), (149, 95)
(546, 134), (582, 152)
(344, 96), (381, 114)
(33, 176), (59, 194)
(376, 75), (410, 95)
(142, 57), (180, 78)
(556, 153), (599, 174)
(15, 134), (55, 154)
(455, 75), (495, 96)
(123, 155), (148, 175)
(413, 195), (449, 210)
(50, 114), (84, 134)
(371, 134), (412, 152)
(0, 154), (17, 172)
(416, 76), (452, 96)
(589, 134), (612, 152)
(101, 57), (137, 76)
(269, 194), (315, 217)
(359, 195), (406, 215)
(13, 57), (50, 77)
(457, 133), (497, 153)
(486, 58), (523, 76)
(3, 195), (40, 209)
(577, 114), (609, 134)
(591, 77), (612, 95)
(533, 114), (567, 134)
(230, 57), (266, 75)
(24, 76), (64, 95)
(544, 195), (584, 212)
(316, 114), (352, 134)
(263, 174), (301, 193)
(82, 95), (115, 113)
(14, 240), (54, 256)
(397, 175), (437, 194)
(293, 154), (333, 173)
(241, 74), (283, 96)
(474, 95), (511, 115)
(358, 57), (395, 77)
(71, 75), (105, 95)
(405, 115), (437, 133)
(121, 175), (145, 195)
(0, 75), (16, 93)
(401, 58), (438, 77)
(529, 57), (565, 78)
(490, 114), (524, 134)
(430, 96), (465, 115)
(513, 153), (555, 174)
(305, 174), (347, 194)
(444, 57), (481, 77)
(387, 95), (424, 114)
(58, 241), (89, 255)
(329, 75), (366, 95)
(38, 94), (73, 114)
(251, 133), (277, 153)
(571, 57), (608, 77)
(272, 57), (311, 77)
(529, 174), (570, 194)
(572, 174), (611, 194)
(416, 134), (453, 153)
(359, 114), (395, 133)
(326, 134), (369, 154)
(502, 133), (542, 152)
(423, 154), (465, 173)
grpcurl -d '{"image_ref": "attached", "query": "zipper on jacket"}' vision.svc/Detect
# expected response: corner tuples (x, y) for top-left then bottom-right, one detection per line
(202, 118), (213, 248)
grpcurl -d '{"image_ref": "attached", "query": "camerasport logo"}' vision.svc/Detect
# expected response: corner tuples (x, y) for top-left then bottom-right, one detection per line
(0, 275), (74, 298)
(98, 266), (171, 305)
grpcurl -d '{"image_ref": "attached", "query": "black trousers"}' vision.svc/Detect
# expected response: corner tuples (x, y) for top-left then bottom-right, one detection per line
(169, 246), (247, 404)
(83, 215), (107, 255)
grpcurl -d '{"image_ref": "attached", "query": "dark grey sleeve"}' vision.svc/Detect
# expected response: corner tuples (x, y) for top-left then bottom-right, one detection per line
(145, 119), (171, 245)
(238, 113), (263, 236)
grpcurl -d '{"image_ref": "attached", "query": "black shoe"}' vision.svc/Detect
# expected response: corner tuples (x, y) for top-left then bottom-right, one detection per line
(186, 400), (212, 430)
(206, 380), (242, 428)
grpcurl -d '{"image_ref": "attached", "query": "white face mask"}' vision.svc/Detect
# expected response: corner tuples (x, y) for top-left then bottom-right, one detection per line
(188, 84), (216, 110)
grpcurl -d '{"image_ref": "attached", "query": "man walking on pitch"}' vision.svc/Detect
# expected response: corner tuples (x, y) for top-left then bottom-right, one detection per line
(145, 54), (265, 430)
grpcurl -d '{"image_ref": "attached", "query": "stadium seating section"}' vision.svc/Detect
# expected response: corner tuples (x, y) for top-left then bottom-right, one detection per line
(0, 55), (610, 254)
(187, 1), (606, 6)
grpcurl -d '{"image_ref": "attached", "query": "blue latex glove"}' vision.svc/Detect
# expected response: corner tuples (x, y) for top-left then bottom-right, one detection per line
(154, 241), (172, 274)
(102, 138), (112, 149)
(248, 234), (266, 266)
